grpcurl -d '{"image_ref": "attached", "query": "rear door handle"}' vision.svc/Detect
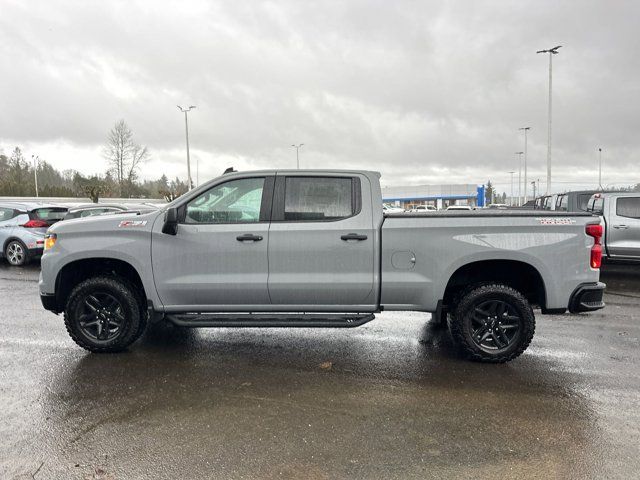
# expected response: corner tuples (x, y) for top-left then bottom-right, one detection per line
(341, 233), (368, 241)
(613, 224), (629, 229)
(236, 234), (263, 242)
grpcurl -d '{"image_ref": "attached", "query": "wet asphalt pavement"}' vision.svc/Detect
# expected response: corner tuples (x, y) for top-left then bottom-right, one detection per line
(1, 263), (639, 479)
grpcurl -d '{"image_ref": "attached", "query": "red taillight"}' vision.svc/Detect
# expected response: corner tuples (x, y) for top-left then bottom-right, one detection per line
(591, 244), (602, 269)
(586, 223), (603, 269)
(586, 224), (603, 239)
(22, 219), (48, 228)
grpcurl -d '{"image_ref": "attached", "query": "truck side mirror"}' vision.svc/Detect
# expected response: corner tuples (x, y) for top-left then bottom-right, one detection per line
(162, 207), (179, 235)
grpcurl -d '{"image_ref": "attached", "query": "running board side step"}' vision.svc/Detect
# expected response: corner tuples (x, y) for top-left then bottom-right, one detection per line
(165, 313), (375, 328)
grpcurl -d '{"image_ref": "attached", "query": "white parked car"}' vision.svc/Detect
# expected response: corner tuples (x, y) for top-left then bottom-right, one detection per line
(383, 203), (405, 214)
(409, 205), (436, 213)
(446, 205), (472, 211)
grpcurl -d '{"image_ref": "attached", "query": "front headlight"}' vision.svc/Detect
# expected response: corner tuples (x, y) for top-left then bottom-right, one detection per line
(44, 233), (57, 251)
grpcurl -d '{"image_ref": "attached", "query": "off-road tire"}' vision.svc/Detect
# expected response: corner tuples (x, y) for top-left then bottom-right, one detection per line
(64, 276), (145, 353)
(449, 283), (535, 363)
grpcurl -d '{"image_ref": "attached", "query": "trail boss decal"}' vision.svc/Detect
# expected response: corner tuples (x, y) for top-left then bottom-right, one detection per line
(118, 220), (148, 228)
(536, 217), (576, 225)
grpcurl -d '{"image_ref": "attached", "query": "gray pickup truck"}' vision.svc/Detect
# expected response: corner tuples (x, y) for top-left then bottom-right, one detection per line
(587, 192), (640, 262)
(39, 170), (605, 362)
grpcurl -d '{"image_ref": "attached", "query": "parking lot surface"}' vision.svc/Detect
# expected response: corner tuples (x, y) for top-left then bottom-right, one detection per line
(1, 263), (639, 479)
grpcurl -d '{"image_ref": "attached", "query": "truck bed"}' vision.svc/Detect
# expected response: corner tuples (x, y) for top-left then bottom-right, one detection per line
(380, 210), (600, 312)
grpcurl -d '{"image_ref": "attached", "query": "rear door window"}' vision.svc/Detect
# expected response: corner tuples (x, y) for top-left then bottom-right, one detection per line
(556, 195), (568, 211)
(616, 197), (640, 219)
(588, 197), (604, 214)
(0, 208), (17, 222)
(80, 208), (119, 217)
(283, 177), (356, 221)
(577, 194), (592, 211)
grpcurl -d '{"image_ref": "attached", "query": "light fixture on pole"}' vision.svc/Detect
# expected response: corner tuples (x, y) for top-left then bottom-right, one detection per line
(177, 105), (196, 189)
(31, 155), (39, 197)
(508, 171), (515, 206)
(519, 127), (531, 202)
(536, 45), (561, 195)
(598, 147), (603, 189)
(515, 151), (524, 206)
(291, 144), (304, 169)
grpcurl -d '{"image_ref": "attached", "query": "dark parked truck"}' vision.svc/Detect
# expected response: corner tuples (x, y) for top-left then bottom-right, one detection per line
(40, 170), (605, 362)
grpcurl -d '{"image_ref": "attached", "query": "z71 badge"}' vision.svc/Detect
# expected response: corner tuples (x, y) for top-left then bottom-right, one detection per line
(536, 217), (576, 225)
(118, 220), (148, 228)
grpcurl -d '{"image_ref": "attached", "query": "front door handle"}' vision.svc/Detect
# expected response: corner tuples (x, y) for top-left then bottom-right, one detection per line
(613, 224), (629, 229)
(341, 233), (368, 241)
(236, 234), (263, 242)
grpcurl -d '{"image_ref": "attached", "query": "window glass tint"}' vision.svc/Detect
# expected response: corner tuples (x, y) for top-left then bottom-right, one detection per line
(185, 177), (264, 224)
(79, 208), (118, 217)
(556, 195), (568, 211)
(284, 177), (353, 221)
(588, 197), (604, 214)
(616, 197), (640, 219)
(0, 208), (16, 222)
(32, 208), (68, 222)
(577, 194), (592, 211)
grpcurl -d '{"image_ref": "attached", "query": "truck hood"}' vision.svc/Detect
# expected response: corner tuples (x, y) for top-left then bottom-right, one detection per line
(48, 209), (163, 235)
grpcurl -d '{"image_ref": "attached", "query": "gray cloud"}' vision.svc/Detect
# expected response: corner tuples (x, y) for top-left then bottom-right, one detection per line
(1, 0), (638, 192)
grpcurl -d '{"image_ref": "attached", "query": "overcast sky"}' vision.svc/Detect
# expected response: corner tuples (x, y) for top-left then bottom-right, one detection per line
(1, 0), (638, 194)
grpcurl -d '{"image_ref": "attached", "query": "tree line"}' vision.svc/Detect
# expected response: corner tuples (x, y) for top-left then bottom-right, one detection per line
(0, 120), (188, 202)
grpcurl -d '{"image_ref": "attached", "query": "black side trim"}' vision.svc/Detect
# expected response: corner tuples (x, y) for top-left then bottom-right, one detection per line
(165, 313), (375, 328)
(433, 300), (448, 325)
(40, 293), (60, 314)
(259, 176), (275, 222)
(271, 175), (285, 222)
(541, 307), (567, 315)
(569, 282), (606, 313)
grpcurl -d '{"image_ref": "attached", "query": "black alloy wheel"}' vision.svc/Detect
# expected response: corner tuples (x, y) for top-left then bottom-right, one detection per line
(75, 292), (126, 343)
(469, 299), (522, 352)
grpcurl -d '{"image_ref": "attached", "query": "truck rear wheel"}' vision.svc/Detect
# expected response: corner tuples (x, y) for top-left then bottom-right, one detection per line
(449, 283), (535, 363)
(64, 276), (146, 353)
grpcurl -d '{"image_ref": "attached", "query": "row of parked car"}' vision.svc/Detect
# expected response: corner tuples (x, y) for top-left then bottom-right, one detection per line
(383, 203), (476, 213)
(530, 190), (640, 262)
(0, 201), (159, 266)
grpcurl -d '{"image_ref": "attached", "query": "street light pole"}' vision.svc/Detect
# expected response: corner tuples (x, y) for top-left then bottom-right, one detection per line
(515, 152), (524, 206)
(31, 155), (39, 197)
(508, 171), (515, 206)
(537, 46), (561, 195)
(519, 127), (531, 202)
(291, 144), (304, 169)
(177, 105), (196, 189)
(598, 147), (603, 189)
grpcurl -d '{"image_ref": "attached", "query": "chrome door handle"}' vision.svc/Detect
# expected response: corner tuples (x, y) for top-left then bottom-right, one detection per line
(613, 225), (629, 229)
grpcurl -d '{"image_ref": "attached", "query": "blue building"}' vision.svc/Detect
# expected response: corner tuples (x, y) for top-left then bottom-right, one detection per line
(382, 183), (483, 209)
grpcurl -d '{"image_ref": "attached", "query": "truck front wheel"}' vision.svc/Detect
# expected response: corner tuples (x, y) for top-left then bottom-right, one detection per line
(64, 276), (146, 353)
(449, 283), (535, 363)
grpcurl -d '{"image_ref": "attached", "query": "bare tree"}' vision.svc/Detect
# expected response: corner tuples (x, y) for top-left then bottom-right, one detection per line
(103, 120), (149, 195)
(127, 144), (150, 183)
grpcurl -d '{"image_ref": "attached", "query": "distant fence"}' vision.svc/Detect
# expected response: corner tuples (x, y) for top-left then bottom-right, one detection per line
(0, 196), (168, 206)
